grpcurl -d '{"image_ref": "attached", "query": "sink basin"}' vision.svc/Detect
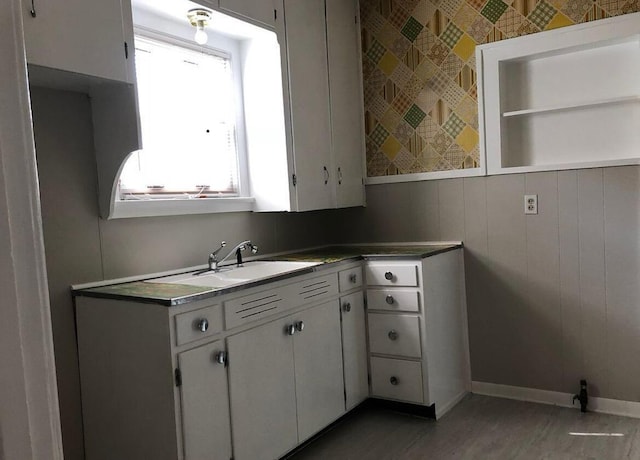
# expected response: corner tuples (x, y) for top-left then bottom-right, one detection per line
(147, 261), (322, 289)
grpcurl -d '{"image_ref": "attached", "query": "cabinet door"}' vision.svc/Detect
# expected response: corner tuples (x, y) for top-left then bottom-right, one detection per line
(227, 318), (298, 460)
(283, 0), (334, 211)
(326, 0), (365, 208)
(219, 0), (276, 28)
(178, 341), (232, 460)
(340, 291), (369, 410)
(23, 0), (130, 82)
(292, 301), (345, 442)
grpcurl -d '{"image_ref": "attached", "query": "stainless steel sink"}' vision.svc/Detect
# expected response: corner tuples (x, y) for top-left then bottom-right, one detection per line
(146, 261), (321, 289)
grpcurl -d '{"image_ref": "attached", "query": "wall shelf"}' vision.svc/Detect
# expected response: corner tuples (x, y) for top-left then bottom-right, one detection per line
(502, 95), (640, 118)
(477, 12), (640, 175)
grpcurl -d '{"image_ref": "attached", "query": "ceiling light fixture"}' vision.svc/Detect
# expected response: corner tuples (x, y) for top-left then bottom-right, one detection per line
(187, 8), (212, 45)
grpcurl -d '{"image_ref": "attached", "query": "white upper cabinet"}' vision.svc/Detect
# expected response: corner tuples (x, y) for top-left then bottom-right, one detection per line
(326, 0), (365, 208)
(283, 0), (334, 211)
(477, 12), (640, 175)
(22, 0), (134, 83)
(273, 0), (365, 212)
(219, 0), (276, 28)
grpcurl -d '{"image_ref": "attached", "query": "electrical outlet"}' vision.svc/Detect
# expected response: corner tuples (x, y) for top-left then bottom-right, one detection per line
(524, 194), (538, 215)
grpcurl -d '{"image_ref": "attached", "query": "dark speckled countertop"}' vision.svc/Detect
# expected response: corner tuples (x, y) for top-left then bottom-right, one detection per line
(267, 244), (461, 263)
(74, 243), (461, 306)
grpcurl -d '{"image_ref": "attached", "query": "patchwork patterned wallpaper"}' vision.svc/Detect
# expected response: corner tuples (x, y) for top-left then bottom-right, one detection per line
(360, 0), (640, 177)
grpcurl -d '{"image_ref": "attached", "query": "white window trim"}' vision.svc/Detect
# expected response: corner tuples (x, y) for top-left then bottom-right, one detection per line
(111, 26), (253, 219)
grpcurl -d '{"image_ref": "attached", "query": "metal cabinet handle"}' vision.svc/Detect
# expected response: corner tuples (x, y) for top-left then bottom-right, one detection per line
(214, 351), (227, 366)
(323, 166), (329, 185)
(30, 0), (36, 17)
(388, 330), (398, 341)
(338, 166), (343, 185)
(286, 324), (296, 336)
(342, 302), (351, 312)
(349, 273), (357, 283)
(384, 271), (393, 281)
(195, 318), (209, 333)
(385, 295), (394, 305)
(390, 376), (399, 386)
(295, 320), (305, 332)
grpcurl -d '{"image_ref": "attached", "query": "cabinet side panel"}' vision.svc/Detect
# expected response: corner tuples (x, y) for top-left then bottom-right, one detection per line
(422, 249), (470, 413)
(341, 291), (369, 409)
(76, 298), (177, 460)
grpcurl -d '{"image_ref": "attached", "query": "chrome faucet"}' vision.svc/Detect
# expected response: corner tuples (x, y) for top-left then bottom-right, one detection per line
(208, 241), (227, 271)
(208, 240), (258, 271)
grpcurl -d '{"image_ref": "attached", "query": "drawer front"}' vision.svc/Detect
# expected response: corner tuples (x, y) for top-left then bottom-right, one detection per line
(291, 273), (339, 305)
(175, 304), (223, 346)
(225, 287), (286, 330)
(367, 289), (420, 312)
(368, 314), (421, 358)
(338, 266), (363, 292)
(366, 263), (418, 287)
(370, 357), (423, 404)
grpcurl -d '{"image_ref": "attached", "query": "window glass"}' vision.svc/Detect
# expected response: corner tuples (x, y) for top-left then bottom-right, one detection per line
(119, 35), (239, 199)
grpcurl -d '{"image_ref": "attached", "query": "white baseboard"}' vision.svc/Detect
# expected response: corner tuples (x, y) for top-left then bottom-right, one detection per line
(436, 390), (469, 419)
(472, 381), (640, 419)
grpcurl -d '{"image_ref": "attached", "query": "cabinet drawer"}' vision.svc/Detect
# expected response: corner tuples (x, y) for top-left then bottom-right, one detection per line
(338, 266), (363, 292)
(370, 357), (423, 404)
(365, 263), (418, 287)
(225, 288), (286, 330)
(368, 314), (421, 358)
(367, 289), (420, 312)
(175, 305), (223, 346)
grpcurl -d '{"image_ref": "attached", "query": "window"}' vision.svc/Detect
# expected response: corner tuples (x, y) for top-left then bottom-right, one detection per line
(118, 34), (243, 201)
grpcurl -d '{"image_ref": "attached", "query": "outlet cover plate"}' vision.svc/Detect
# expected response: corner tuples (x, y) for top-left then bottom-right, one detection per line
(524, 194), (538, 215)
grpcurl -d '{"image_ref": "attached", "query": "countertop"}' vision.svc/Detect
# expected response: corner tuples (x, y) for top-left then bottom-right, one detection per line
(73, 243), (461, 306)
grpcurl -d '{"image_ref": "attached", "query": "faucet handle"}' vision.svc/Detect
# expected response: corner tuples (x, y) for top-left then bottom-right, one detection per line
(248, 242), (258, 254)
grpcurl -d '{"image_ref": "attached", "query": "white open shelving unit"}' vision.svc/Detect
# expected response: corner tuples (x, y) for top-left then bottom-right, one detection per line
(477, 12), (640, 175)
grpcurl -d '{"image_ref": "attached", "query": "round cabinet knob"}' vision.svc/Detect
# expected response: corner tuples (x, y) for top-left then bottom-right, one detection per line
(295, 321), (305, 332)
(342, 302), (351, 312)
(349, 273), (357, 283)
(286, 324), (296, 336)
(390, 376), (399, 386)
(385, 295), (395, 305)
(214, 351), (227, 366)
(384, 271), (394, 281)
(388, 330), (399, 341)
(195, 318), (209, 333)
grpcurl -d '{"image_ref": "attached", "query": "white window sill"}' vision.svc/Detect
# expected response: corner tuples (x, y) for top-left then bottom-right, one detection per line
(109, 197), (255, 219)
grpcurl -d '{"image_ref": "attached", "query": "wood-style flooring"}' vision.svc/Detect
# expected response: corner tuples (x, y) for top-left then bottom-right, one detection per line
(289, 395), (640, 459)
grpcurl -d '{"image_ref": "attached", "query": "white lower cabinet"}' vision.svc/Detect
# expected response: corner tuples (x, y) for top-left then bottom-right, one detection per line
(179, 341), (232, 460)
(227, 316), (298, 460)
(227, 300), (344, 459)
(339, 291), (369, 410)
(364, 249), (471, 418)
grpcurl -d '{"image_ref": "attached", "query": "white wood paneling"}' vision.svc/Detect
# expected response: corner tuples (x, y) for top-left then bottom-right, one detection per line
(577, 169), (608, 397)
(557, 170), (583, 394)
(438, 178), (465, 241)
(523, 172), (562, 391)
(604, 166), (640, 401)
(485, 174), (527, 386)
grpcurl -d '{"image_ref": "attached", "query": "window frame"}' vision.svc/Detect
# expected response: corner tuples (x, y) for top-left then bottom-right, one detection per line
(112, 25), (253, 218)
